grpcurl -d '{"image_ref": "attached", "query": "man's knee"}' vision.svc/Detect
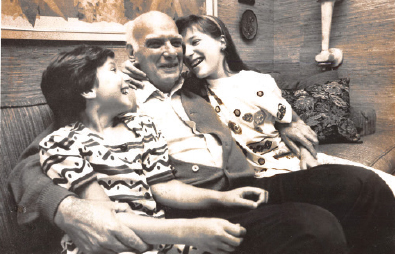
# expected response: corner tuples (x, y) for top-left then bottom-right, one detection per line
(279, 203), (347, 254)
(238, 203), (347, 254)
(338, 165), (392, 201)
(314, 164), (393, 202)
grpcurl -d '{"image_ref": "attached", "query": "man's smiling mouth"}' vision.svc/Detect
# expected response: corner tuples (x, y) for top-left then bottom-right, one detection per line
(160, 62), (179, 69)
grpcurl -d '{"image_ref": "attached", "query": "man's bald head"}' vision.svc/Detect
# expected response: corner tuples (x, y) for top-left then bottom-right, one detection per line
(124, 11), (184, 93)
(125, 11), (177, 52)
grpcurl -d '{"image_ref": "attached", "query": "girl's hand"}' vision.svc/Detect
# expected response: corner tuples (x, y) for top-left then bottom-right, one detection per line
(277, 118), (318, 158)
(187, 218), (246, 254)
(299, 147), (320, 170)
(221, 187), (269, 209)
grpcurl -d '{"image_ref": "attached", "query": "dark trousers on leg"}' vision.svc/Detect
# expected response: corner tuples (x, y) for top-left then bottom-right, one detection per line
(252, 164), (395, 254)
(166, 164), (395, 254)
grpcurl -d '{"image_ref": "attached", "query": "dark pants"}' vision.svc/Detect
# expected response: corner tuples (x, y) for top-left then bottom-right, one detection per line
(167, 164), (395, 254)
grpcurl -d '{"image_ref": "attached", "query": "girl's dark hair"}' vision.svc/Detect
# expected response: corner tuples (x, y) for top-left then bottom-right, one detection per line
(176, 14), (249, 73)
(41, 45), (114, 123)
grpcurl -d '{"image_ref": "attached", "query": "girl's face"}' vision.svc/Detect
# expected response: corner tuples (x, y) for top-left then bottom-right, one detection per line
(182, 26), (226, 80)
(94, 57), (137, 114)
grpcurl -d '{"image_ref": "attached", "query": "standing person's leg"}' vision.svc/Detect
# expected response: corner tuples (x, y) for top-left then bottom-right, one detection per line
(253, 164), (395, 254)
(227, 202), (348, 254)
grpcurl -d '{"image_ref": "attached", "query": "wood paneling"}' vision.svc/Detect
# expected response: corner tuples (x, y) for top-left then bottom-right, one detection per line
(1, 40), (128, 108)
(0, 105), (60, 254)
(218, 0), (274, 72)
(273, 0), (395, 132)
(1, 0), (394, 129)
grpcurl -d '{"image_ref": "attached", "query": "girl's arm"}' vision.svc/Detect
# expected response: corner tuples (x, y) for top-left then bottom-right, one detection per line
(151, 179), (268, 210)
(116, 212), (245, 254)
(75, 180), (110, 201)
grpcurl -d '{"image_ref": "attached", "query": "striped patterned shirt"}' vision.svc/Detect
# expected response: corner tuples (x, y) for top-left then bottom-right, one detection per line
(40, 113), (174, 218)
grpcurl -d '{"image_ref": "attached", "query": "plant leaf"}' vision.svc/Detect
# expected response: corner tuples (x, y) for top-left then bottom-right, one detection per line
(41, 0), (66, 19)
(19, 0), (39, 26)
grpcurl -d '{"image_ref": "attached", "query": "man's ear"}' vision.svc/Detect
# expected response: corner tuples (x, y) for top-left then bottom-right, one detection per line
(126, 44), (134, 59)
(81, 89), (96, 99)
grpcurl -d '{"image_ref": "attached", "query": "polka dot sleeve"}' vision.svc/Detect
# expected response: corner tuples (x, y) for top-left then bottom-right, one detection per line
(250, 74), (293, 123)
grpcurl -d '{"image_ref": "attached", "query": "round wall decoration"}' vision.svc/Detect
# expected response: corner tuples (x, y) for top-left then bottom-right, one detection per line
(240, 10), (257, 40)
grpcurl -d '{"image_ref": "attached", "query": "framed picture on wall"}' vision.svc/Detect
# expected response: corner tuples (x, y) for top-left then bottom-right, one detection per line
(1, 0), (217, 41)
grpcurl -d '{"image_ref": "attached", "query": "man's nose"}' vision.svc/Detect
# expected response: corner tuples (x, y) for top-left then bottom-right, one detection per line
(163, 42), (178, 58)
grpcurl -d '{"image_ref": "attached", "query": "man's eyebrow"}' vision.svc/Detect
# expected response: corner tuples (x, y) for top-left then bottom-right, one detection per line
(172, 34), (183, 40)
(145, 37), (163, 42)
(145, 34), (183, 40)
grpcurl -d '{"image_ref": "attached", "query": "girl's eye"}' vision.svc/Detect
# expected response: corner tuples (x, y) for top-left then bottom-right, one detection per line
(192, 39), (200, 46)
(110, 68), (117, 72)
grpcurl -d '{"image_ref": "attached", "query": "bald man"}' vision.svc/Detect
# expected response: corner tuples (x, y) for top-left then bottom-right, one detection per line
(9, 11), (395, 254)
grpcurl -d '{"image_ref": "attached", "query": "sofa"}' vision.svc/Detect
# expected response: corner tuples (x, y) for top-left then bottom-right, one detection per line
(1, 69), (395, 254)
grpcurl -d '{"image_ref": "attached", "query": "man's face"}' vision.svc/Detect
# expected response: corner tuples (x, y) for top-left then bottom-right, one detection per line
(133, 19), (184, 93)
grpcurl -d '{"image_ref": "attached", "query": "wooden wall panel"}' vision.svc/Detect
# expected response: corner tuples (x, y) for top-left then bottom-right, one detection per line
(1, 0), (394, 131)
(1, 40), (128, 108)
(218, 0), (274, 72)
(273, 0), (395, 132)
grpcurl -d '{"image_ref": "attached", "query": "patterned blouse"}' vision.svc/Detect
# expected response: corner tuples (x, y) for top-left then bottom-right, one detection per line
(39, 113), (174, 218)
(207, 70), (297, 175)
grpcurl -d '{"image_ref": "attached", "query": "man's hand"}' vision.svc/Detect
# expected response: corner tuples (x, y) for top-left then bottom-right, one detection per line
(187, 218), (246, 254)
(299, 147), (320, 170)
(277, 118), (318, 158)
(221, 187), (269, 209)
(121, 58), (148, 89)
(55, 196), (149, 254)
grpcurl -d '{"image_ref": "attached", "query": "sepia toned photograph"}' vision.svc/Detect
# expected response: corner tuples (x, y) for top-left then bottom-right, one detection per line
(1, 0), (395, 253)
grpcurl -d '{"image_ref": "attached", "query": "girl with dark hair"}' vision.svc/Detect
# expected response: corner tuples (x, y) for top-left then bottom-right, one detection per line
(39, 45), (268, 254)
(176, 15), (319, 176)
(175, 15), (395, 193)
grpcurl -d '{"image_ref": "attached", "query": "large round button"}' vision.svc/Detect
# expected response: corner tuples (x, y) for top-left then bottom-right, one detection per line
(192, 165), (199, 172)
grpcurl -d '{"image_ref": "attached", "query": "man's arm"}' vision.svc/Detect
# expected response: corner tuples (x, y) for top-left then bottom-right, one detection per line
(8, 123), (70, 225)
(275, 110), (319, 158)
(8, 125), (149, 254)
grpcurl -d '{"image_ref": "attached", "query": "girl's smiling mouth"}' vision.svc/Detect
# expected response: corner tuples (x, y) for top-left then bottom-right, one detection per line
(190, 57), (204, 68)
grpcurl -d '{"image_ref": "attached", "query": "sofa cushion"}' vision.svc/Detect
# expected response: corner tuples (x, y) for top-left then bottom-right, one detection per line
(282, 78), (361, 144)
(318, 130), (395, 174)
(1, 105), (61, 254)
